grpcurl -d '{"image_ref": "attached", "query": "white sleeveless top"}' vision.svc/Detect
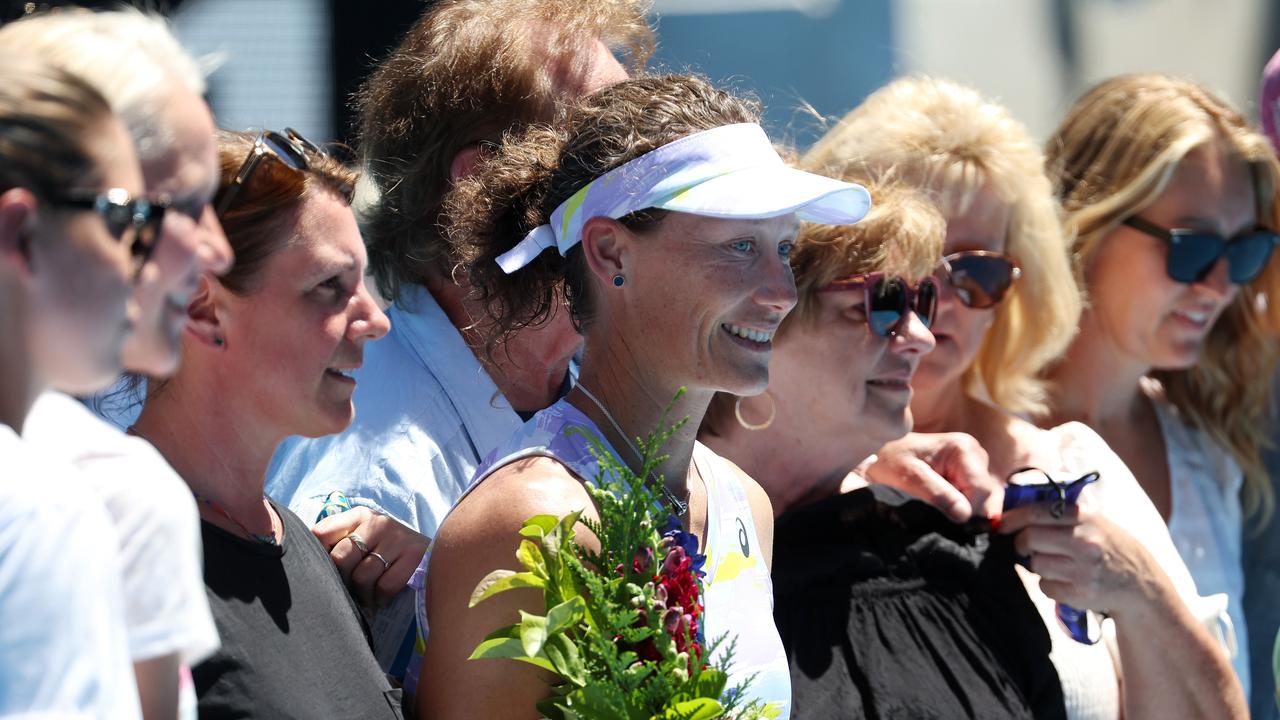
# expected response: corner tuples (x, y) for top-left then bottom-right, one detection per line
(1147, 389), (1249, 695)
(439, 399), (792, 718)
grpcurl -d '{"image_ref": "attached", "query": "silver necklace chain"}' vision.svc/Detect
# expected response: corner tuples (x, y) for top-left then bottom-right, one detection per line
(574, 383), (689, 516)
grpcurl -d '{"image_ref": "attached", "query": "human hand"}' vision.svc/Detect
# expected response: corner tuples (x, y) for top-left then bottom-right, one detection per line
(313, 506), (431, 608)
(862, 432), (1003, 522)
(997, 500), (1164, 616)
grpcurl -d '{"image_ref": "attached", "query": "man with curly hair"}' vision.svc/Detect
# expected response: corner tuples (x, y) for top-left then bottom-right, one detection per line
(265, 0), (651, 683)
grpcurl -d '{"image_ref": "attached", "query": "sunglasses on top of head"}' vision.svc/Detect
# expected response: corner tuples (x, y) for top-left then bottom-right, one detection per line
(46, 187), (167, 271)
(935, 251), (1021, 309)
(1122, 216), (1280, 285)
(822, 272), (938, 338)
(215, 128), (351, 217)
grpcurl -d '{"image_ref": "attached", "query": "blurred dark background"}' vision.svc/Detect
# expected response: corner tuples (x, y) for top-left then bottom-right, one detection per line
(7, 0), (1279, 148)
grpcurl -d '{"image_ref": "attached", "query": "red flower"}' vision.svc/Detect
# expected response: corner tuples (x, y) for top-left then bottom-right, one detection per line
(653, 546), (703, 658)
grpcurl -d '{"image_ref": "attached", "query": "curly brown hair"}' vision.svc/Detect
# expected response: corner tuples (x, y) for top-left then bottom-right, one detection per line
(446, 74), (760, 351)
(355, 0), (654, 303)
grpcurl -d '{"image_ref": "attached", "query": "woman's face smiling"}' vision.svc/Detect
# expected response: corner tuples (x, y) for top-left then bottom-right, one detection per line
(607, 211), (799, 397)
(217, 190), (389, 439)
(911, 182), (1012, 399)
(1085, 141), (1251, 370)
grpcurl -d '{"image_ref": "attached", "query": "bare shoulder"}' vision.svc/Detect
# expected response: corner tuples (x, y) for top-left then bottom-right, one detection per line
(706, 452), (775, 567)
(434, 456), (598, 550)
(420, 456), (600, 719)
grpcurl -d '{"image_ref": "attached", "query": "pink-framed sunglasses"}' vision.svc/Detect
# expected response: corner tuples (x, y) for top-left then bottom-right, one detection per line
(822, 272), (938, 337)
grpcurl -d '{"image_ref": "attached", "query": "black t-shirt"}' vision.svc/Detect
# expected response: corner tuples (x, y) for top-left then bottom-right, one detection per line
(193, 500), (404, 719)
(773, 486), (1066, 720)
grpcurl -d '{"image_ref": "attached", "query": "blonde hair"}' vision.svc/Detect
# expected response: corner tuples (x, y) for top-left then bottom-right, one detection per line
(355, 0), (654, 301)
(0, 8), (208, 162)
(0, 51), (114, 200)
(1046, 73), (1280, 524)
(804, 76), (1082, 415)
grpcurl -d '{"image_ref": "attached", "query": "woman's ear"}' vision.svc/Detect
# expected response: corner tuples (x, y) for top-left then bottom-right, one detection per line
(184, 274), (227, 349)
(0, 188), (38, 277)
(580, 216), (630, 287)
(449, 143), (484, 183)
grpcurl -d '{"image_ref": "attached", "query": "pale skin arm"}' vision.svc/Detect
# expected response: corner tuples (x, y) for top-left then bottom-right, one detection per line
(417, 457), (600, 720)
(863, 432), (1004, 522)
(133, 653), (180, 720)
(1000, 503), (1247, 720)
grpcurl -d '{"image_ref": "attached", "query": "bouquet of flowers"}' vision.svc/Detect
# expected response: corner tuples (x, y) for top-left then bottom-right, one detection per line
(467, 408), (772, 720)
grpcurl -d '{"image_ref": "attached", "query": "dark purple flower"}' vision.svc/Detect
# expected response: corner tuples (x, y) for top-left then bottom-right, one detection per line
(660, 515), (706, 578)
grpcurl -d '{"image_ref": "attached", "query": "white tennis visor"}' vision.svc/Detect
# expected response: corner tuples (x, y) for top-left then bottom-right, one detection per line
(495, 123), (872, 273)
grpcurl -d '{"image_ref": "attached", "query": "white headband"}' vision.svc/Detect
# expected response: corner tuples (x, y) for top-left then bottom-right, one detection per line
(495, 123), (871, 273)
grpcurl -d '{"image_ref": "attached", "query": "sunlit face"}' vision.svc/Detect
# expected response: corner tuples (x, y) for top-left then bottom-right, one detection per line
(604, 212), (799, 396)
(769, 276), (936, 457)
(29, 117), (142, 394)
(217, 191), (389, 438)
(911, 182), (1012, 399)
(128, 84), (234, 377)
(1086, 141), (1251, 370)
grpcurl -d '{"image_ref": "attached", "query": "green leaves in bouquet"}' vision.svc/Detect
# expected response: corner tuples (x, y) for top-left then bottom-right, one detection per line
(468, 389), (772, 719)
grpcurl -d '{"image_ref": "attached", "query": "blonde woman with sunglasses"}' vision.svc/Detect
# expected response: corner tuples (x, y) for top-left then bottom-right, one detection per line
(810, 77), (1245, 719)
(1044, 73), (1280, 705)
(701, 179), (1083, 717)
(0, 54), (145, 717)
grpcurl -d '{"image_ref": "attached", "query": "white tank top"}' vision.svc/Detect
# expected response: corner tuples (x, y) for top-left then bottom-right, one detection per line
(464, 399), (792, 718)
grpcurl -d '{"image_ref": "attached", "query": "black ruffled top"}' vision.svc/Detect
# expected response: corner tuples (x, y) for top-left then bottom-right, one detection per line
(773, 485), (1066, 720)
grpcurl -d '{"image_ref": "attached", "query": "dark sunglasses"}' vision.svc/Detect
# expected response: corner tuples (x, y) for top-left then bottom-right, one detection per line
(47, 187), (166, 268)
(215, 128), (351, 217)
(936, 251), (1021, 309)
(822, 272), (938, 337)
(1123, 216), (1279, 285)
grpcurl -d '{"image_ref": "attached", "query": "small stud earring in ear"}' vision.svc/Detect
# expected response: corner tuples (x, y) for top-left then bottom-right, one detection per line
(213, 337), (225, 347)
(612, 275), (625, 287)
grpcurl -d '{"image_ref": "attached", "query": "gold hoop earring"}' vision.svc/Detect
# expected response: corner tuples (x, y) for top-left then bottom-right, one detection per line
(734, 393), (775, 431)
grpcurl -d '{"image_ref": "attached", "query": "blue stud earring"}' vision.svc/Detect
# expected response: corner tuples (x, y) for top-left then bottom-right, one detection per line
(612, 275), (625, 287)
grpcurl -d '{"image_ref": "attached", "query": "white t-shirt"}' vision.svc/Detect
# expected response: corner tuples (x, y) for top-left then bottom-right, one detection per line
(1018, 421), (1232, 720)
(0, 425), (140, 718)
(23, 392), (219, 669)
